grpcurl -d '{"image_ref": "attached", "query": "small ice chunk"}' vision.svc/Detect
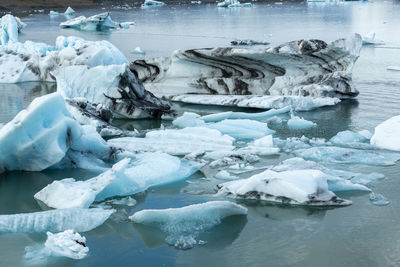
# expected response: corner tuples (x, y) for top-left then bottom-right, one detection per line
(369, 193), (390, 206)
(371, 115), (400, 151)
(106, 196), (137, 206)
(0, 208), (114, 233)
(130, 201), (247, 249)
(295, 146), (400, 166)
(64, 7), (75, 15)
(287, 115), (316, 130)
(215, 170), (239, 180)
(34, 159), (131, 209)
(387, 66), (400, 71)
(200, 106), (290, 122)
(216, 169), (351, 206)
(45, 230), (88, 259)
(60, 12), (125, 31)
(131, 46), (145, 55)
(362, 32), (385, 46)
(141, 0), (165, 7)
(329, 130), (371, 148)
(238, 135), (280, 155)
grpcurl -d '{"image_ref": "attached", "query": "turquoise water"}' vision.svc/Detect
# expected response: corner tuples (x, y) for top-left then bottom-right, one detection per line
(1, 1), (400, 266)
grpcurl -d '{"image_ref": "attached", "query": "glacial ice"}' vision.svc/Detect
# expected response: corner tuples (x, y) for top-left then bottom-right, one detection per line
(287, 115), (316, 130)
(0, 14), (26, 45)
(362, 32), (385, 46)
(130, 201), (247, 249)
(34, 159), (131, 209)
(133, 35), (362, 104)
(49, 7), (75, 16)
(238, 135), (280, 156)
(217, 0), (251, 7)
(231, 39), (269, 46)
(60, 12), (132, 31)
(95, 152), (200, 200)
(215, 170), (239, 180)
(45, 230), (88, 259)
(0, 208), (114, 233)
(200, 106), (290, 122)
(109, 127), (235, 156)
(216, 169), (351, 206)
(369, 193), (390, 206)
(370, 115), (400, 151)
(387, 66), (400, 71)
(56, 64), (170, 119)
(330, 130), (372, 148)
(294, 146), (400, 166)
(173, 112), (275, 139)
(141, 0), (165, 7)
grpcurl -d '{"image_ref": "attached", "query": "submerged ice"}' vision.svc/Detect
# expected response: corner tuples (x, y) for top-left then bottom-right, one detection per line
(130, 201), (247, 249)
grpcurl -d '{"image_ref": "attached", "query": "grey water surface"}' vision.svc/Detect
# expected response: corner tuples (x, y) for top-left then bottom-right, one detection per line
(1, 1), (400, 266)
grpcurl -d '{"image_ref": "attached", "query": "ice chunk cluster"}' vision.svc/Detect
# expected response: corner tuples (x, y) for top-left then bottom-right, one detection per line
(216, 169), (351, 206)
(130, 201), (247, 249)
(44, 230), (88, 259)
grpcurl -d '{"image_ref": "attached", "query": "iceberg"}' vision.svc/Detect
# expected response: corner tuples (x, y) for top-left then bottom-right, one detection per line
(216, 169), (351, 206)
(287, 115), (316, 130)
(200, 106), (290, 122)
(387, 66), (400, 71)
(369, 193), (390, 206)
(109, 127), (235, 156)
(0, 208), (114, 233)
(370, 115), (400, 151)
(362, 32), (385, 46)
(44, 230), (88, 259)
(141, 0), (165, 7)
(0, 14), (26, 45)
(329, 130), (372, 148)
(60, 12), (132, 31)
(49, 7), (75, 16)
(132, 35), (362, 107)
(238, 135), (280, 156)
(95, 152), (201, 200)
(294, 146), (400, 166)
(130, 201), (247, 249)
(34, 159), (130, 209)
(173, 112), (275, 139)
(56, 64), (171, 119)
(217, 0), (251, 7)
(230, 39), (269, 46)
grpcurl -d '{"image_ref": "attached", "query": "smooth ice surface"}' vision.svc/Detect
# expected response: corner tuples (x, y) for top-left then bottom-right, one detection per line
(0, 93), (81, 172)
(109, 127), (234, 156)
(294, 146), (400, 166)
(34, 159), (130, 209)
(370, 115), (400, 151)
(200, 106), (290, 123)
(45, 230), (88, 259)
(173, 112), (275, 139)
(96, 152), (201, 200)
(287, 115), (316, 130)
(0, 208), (114, 233)
(130, 201), (247, 249)
(217, 169), (351, 206)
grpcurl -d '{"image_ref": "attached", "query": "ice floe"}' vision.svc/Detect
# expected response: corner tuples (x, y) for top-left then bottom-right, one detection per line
(0, 208), (114, 233)
(216, 169), (351, 206)
(44, 230), (88, 259)
(141, 0), (165, 7)
(60, 12), (133, 31)
(294, 146), (400, 166)
(370, 115), (400, 151)
(130, 201), (247, 249)
(387, 66), (400, 71)
(362, 32), (385, 46)
(200, 106), (290, 122)
(50, 7), (75, 16)
(287, 115), (316, 130)
(369, 193), (390, 206)
(132, 35), (362, 109)
(109, 127), (235, 156)
(218, 0), (251, 7)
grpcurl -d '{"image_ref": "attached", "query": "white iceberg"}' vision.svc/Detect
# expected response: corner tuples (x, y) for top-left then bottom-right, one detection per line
(287, 115), (316, 130)
(200, 106), (290, 122)
(238, 135), (280, 156)
(370, 115), (400, 151)
(216, 169), (351, 206)
(141, 0), (165, 7)
(294, 146), (400, 166)
(218, 0), (251, 7)
(387, 66), (400, 71)
(34, 159), (130, 209)
(60, 12), (131, 31)
(362, 32), (385, 46)
(45, 230), (88, 259)
(132, 46), (145, 55)
(173, 112), (274, 139)
(130, 201), (247, 249)
(109, 127), (235, 156)
(0, 14), (25, 45)
(49, 7), (75, 16)
(96, 152), (200, 200)
(0, 208), (114, 233)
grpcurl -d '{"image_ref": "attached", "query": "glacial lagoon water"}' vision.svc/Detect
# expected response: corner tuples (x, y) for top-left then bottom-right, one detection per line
(1, 1), (400, 266)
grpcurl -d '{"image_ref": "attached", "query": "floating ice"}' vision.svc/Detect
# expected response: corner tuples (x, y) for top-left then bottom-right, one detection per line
(287, 115), (316, 130)
(215, 170), (239, 180)
(109, 127), (234, 156)
(0, 208), (114, 233)
(173, 112), (274, 139)
(330, 130), (372, 148)
(130, 201), (247, 249)
(45, 230), (88, 259)
(294, 146), (400, 166)
(362, 32), (385, 46)
(60, 12), (132, 31)
(370, 115), (400, 151)
(0, 14), (25, 45)
(238, 135), (280, 155)
(34, 159), (130, 209)
(216, 169), (351, 206)
(56, 64), (170, 119)
(50, 7), (75, 16)
(132, 46), (145, 55)
(231, 39), (269, 46)
(387, 66), (400, 71)
(369, 193), (390, 206)
(105, 196), (137, 206)
(96, 152), (200, 200)
(200, 106), (290, 122)
(217, 0), (251, 7)
(133, 35), (362, 104)
(141, 0), (165, 7)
